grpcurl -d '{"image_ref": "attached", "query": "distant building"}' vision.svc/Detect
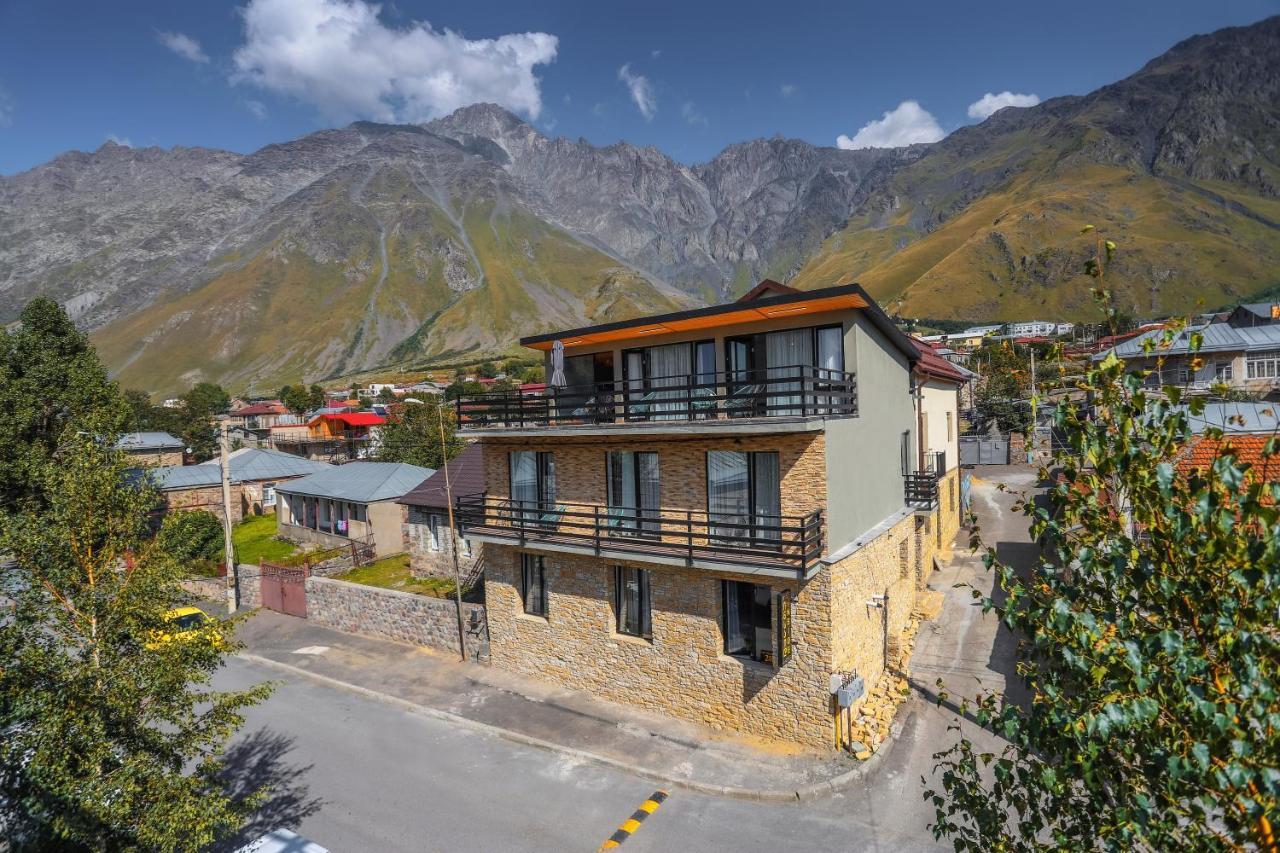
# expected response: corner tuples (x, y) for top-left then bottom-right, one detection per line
(276, 461), (435, 557)
(1097, 319), (1280, 397)
(269, 412), (387, 462)
(116, 432), (185, 467)
(1005, 320), (1066, 337)
(144, 448), (332, 523)
(1224, 301), (1280, 328)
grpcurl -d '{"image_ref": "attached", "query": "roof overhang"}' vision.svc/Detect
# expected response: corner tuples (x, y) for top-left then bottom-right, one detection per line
(521, 284), (876, 352)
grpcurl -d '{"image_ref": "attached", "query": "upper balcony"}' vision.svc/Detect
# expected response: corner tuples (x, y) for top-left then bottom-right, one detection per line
(456, 365), (857, 433)
(457, 495), (825, 578)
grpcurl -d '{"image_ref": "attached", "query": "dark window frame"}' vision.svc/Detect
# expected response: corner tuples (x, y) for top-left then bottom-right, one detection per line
(705, 449), (782, 545)
(721, 579), (774, 665)
(520, 553), (547, 617)
(613, 565), (652, 639)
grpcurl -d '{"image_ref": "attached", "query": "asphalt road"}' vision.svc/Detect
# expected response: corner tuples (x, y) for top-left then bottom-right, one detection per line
(212, 466), (1037, 852)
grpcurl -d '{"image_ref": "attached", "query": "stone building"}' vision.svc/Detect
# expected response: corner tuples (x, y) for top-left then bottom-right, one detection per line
(454, 281), (960, 750)
(116, 431), (185, 467)
(399, 443), (485, 581)
(146, 447), (333, 523)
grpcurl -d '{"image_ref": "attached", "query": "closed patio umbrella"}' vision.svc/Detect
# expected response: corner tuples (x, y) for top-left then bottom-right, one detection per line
(550, 340), (567, 387)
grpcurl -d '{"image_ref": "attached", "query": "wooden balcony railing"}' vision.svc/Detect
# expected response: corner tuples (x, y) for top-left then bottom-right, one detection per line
(456, 496), (825, 574)
(456, 365), (857, 429)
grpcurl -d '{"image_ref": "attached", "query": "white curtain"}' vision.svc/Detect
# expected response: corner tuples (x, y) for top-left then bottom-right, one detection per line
(510, 451), (538, 523)
(647, 343), (692, 420)
(708, 450), (750, 542)
(765, 329), (812, 415)
(752, 453), (781, 543)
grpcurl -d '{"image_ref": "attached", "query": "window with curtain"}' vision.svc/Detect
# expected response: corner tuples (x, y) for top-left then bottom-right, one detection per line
(510, 451), (556, 524)
(722, 580), (773, 663)
(520, 553), (547, 616)
(764, 328), (811, 415)
(607, 451), (660, 536)
(614, 566), (652, 638)
(646, 342), (693, 419)
(707, 450), (781, 544)
(427, 514), (442, 551)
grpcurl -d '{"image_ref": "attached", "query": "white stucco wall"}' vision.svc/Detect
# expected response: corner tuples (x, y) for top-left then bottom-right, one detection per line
(920, 379), (960, 473)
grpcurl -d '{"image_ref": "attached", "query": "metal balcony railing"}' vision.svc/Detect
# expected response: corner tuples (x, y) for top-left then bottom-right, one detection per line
(905, 451), (945, 509)
(456, 496), (825, 573)
(456, 365), (857, 429)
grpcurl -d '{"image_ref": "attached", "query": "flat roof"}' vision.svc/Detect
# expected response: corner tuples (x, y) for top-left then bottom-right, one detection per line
(519, 284), (874, 352)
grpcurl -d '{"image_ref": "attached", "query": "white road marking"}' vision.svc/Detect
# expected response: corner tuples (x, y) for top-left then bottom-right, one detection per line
(292, 645), (330, 656)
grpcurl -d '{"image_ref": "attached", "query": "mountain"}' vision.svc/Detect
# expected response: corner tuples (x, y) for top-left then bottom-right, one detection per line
(1, 16), (1276, 394)
(791, 16), (1280, 318)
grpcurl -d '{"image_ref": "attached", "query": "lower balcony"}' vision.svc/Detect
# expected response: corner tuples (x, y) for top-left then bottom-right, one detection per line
(904, 451), (945, 510)
(456, 496), (824, 578)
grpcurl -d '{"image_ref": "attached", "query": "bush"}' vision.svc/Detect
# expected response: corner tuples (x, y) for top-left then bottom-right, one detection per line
(156, 510), (224, 567)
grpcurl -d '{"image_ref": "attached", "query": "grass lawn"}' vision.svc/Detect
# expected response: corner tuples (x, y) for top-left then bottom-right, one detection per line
(232, 514), (299, 565)
(331, 554), (457, 599)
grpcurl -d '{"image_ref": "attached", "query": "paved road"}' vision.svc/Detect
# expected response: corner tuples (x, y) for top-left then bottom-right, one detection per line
(213, 466), (1037, 852)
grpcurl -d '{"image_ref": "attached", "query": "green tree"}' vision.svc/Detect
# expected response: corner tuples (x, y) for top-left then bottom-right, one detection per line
(0, 430), (270, 850)
(376, 401), (462, 469)
(0, 298), (128, 508)
(926, 232), (1280, 848)
(155, 509), (224, 575)
(376, 385), (398, 404)
(444, 379), (486, 402)
(307, 384), (326, 411)
(477, 360), (498, 379)
(173, 382), (230, 462)
(974, 341), (1033, 432)
(278, 384), (312, 417)
(123, 388), (183, 435)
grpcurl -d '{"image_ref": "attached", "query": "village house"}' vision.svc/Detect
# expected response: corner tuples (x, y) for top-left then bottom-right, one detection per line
(275, 461), (434, 557)
(229, 400), (303, 436)
(116, 431), (185, 467)
(146, 448), (332, 523)
(399, 444), (486, 582)
(1098, 316), (1280, 398)
(269, 411), (386, 461)
(453, 280), (962, 750)
(911, 338), (970, 528)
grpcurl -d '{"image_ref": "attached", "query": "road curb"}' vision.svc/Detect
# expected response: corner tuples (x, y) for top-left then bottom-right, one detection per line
(237, 652), (892, 803)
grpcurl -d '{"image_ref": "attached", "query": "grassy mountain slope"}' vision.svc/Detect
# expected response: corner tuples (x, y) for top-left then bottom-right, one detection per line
(792, 17), (1280, 319)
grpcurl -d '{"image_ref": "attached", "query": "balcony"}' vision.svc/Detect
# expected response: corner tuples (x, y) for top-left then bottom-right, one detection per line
(456, 496), (825, 577)
(456, 366), (857, 433)
(904, 451), (945, 510)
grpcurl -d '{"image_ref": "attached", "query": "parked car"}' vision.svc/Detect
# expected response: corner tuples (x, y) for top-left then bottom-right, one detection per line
(145, 606), (225, 650)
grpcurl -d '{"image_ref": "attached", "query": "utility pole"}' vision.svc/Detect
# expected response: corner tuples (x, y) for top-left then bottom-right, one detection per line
(437, 399), (468, 662)
(219, 419), (238, 614)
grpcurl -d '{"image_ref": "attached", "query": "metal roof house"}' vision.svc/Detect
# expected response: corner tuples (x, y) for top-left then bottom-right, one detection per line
(145, 448), (333, 523)
(115, 431), (186, 467)
(276, 462), (434, 557)
(1097, 322), (1280, 397)
(399, 444), (486, 582)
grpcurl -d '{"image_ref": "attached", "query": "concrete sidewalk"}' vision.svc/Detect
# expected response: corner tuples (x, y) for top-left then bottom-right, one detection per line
(232, 610), (878, 802)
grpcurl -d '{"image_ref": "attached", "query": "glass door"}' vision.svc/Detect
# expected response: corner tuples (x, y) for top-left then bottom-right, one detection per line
(607, 451), (660, 536)
(511, 451), (556, 525)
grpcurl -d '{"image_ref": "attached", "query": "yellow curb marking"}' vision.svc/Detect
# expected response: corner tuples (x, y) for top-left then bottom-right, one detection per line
(598, 790), (668, 850)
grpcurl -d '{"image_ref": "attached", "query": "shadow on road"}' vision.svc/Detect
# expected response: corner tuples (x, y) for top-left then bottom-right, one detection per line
(210, 728), (325, 852)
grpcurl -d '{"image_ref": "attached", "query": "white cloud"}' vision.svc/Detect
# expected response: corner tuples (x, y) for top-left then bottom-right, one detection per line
(245, 99), (269, 119)
(650, 49), (662, 59)
(231, 0), (558, 122)
(681, 101), (707, 127)
(591, 101), (607, 118)
(780, 84), (797, 98)
(836, 100), (945, 150)
(106, 134), (133, 147)
(157, 31), (209, 64)
(967, 90), (1040, 120)
(618, 63), (655, 120)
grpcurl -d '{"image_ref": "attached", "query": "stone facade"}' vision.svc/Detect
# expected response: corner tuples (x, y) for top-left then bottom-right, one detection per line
(165, 484), (246, 523)
(125, 449), (184, 467)
(304, 577), (488, 658)
(403, 504), (483, 582)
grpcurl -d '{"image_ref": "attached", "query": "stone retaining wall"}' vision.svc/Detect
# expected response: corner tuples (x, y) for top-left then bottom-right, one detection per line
(304, 576), (488, 659)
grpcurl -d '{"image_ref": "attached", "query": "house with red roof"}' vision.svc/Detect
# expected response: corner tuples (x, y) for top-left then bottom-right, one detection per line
(910, 337), (975, 525)
(269, 411), (387, 462)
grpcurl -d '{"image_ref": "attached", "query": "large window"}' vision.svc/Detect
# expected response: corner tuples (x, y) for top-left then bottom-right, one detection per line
(262, 482), (276, 508)
(1247, 350), (1280, 379)
(510, 451), (556, 525)
(614, 566), (652, 639)
(606, 451), (660, 536)
(622, 339), (715, 420)
(725, 324), (844, 416)
(520, 554), (547, 616)
(707, 451), (781, 544)
(723, 580), (773, 664)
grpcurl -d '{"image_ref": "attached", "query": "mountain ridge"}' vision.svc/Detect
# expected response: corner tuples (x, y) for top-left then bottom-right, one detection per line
(1, 16), (1277, 394)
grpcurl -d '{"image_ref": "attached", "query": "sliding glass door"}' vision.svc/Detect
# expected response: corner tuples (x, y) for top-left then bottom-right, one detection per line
(724, 325), (844, 417)
(606, 451), (660, 536)
(707, 451), (781, 545)
(510, 451), (556, 525)
(623, 340), (715, 420)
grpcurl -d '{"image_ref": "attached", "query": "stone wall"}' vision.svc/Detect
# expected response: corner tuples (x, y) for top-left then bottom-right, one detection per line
(127, 449), (184, 467)
(403, 504), (483, 581)
(485, 543), (834, 749)
(165, 484), (245, 523)
(304, 576), (487, 658)
(235, 564), (262, 609)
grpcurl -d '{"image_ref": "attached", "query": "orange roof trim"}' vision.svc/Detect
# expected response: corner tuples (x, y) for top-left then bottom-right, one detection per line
(523, 289), (870, 352)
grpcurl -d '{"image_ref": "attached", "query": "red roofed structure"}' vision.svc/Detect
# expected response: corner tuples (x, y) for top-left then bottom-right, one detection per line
(1176, 433), (1278, 481)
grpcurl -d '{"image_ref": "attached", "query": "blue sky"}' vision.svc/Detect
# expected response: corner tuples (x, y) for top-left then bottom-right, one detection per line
(0, 0), (1275, 174)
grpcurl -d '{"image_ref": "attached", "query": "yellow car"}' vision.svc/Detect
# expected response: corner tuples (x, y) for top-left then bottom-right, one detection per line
(145, 606), (226, 650)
